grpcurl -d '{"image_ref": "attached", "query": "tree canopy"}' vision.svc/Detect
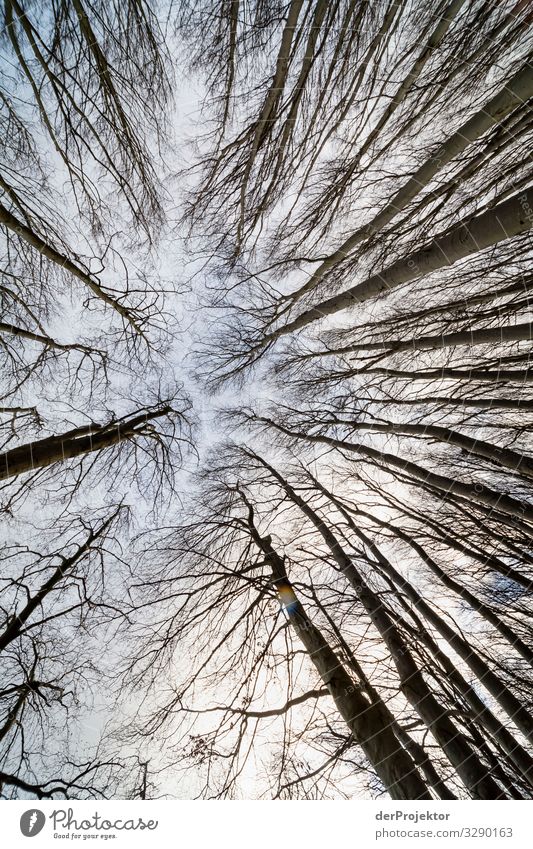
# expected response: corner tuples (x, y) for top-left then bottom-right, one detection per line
(1, 0), (533, 800)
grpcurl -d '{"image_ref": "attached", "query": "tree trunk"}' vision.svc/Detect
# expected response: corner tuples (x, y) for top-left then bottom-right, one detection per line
(284, 62), (533, 306)
(353, 509), (533, 664)
(317, 597), (457, 800)
(252, 415), (533, 528)
(236, 0), (304, 248)
(266, 187), (533, 341)
(350, 525), (533, 754)
(301, 479), (533, 788)
(369, 396), (533, 411)
(336, 366), (533, 383)
(0, 515), (114, 653)
(321, 321), (533, 357)
(372, 490), (533, 591)
(246, 520), (432, 800)
(0, 321), (90, 353)
(330, 417), (533, 479)
(245, 452), (506, 798)
(0, 202), (142, 333)
(0, 406), (172, 480)
(329, 0), (468, 190)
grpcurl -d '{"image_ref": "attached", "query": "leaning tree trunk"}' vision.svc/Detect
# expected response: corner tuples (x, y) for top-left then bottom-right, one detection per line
(363, 396), (533, 411)
(0, 202), (142, 333)
(265, 187), (533, 342)
(319, 321), (533, 357)
(316, 593), (457, 800)
(330, 365), (533, 383)
(247, 451), (506, 798)
(0, 514), (114, 653)
(295, 473), (533, 789)
(252, 416), (533, 529)
(318, 0), (469, 215)
(324, 418), (533, 480)
(245, 521), (432, 800)
(236, 0), (304, 249)
(346, 523), (533, 785)
(353, 509), (533, 665)
(284, 62), (533, 306)
(0, 406), (172, 480)
(376, 492), (533, 591)
(0, 321), (95, 354)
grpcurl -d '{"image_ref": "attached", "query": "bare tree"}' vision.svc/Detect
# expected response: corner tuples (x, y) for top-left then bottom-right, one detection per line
(3, 0), (533, 802)
(0, 507), (131, 798)
(120, 436), (532, 798)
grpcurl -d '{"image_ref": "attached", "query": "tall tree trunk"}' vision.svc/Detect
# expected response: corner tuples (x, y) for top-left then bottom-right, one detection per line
(368, 396), (533, 411)
(316, 596), (457, 800)
(330, 366), (533, 383)
(322, 417), (533, 479)
(284, 62), (533, 306)
(351, 508), (533, 664)
(264, 187), (533, 343)
(298, 474), (533, 788)
(371, 487), (533, 591)
(250, 415), (533, 528)
(326, 0), (468, 195)
(236, 0), (304, 249)
(351, 526), (533, 748)
(0, 321), (94, 354)
(318, 321), (533, 357)
(0, 514), (115, 652)
(0, 406), (172, 480)
(244, 452), (506, 798)
(243, 510), (432, 800)
(0, 202), (142, 334)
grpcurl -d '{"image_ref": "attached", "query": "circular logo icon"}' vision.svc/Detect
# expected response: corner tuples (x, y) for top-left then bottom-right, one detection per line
(20, 809), (46, 837)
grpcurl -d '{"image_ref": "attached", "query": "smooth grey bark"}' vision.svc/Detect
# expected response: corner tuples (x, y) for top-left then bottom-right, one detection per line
(0, 320), (93, 354)
(351, 508), (533, 665)
(0, 515), (114, 653)
(262, 187), (533, 343)
(285, 62), (533, 305)
(250, 415), (533, 528)
(369, 396), (533, 411)
(329, 366), (533, 383)
(0, 406), (172, 480)
(316, 321), (533, 357)
(260, 456), (533, 791)
(244, 452), (506, 798)
(0, 203), (143, 334)
(244, 513), (432, 800)
(324, 417), (533, 480)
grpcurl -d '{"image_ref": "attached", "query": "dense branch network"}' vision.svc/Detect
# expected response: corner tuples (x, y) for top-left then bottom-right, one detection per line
(1, 0), (533, 801)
